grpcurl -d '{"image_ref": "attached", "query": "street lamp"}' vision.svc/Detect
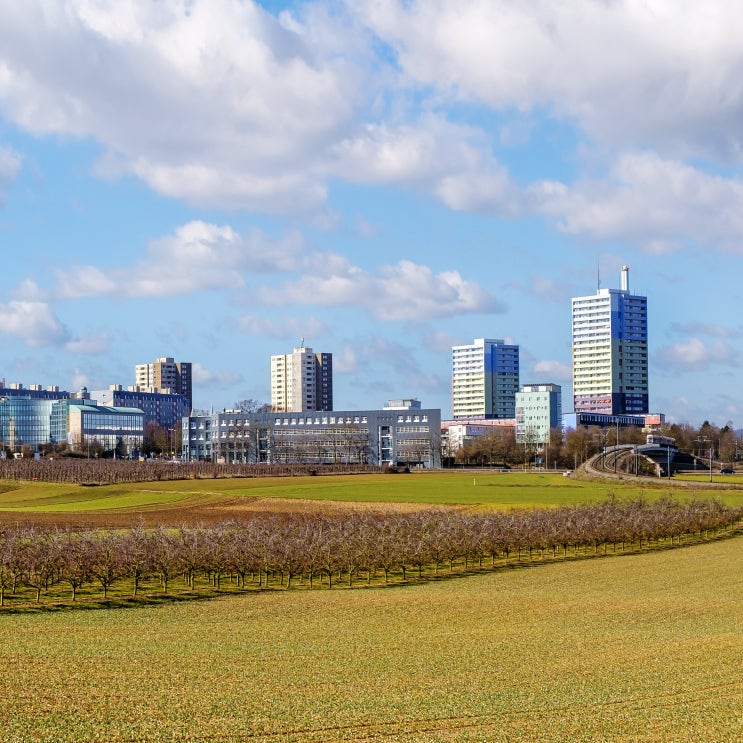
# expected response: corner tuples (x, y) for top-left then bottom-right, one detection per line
(709, 445), (713, 483)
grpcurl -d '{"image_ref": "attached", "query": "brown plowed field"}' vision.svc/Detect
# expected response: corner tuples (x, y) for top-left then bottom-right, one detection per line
(0, 494), (434, 530)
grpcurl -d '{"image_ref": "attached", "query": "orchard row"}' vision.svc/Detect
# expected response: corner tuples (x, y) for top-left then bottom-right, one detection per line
(1, 496), (739, 608)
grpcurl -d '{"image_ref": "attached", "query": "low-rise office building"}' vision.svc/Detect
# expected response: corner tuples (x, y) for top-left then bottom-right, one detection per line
(92, 385), (190, 432)
(183, 403), (442, 468)
(0, 396), (59, 451)
(51, 399), (145, 455)
(1, 395), (144, 455)
(441, 418), (516, 455)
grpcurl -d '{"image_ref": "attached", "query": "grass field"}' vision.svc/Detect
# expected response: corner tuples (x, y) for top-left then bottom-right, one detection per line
(1, 535), (741, 742)
(3, 471), (743, 521)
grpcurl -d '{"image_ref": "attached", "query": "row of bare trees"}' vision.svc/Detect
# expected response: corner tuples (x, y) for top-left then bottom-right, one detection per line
(2, 497), (739, 606)
(0, 458), (382, 485)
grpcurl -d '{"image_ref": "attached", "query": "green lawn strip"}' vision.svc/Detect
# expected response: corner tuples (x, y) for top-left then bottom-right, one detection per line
(11, 491), (204, 512)
(678, 473), (743, 484)
(0, 482), (232, 512)
(4, 472), (743, 512)
(1, 536), (741, 742)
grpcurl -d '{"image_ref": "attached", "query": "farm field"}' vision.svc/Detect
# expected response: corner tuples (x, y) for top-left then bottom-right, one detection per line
(1, 535), (741, 742)
(3, 470), (743, 527)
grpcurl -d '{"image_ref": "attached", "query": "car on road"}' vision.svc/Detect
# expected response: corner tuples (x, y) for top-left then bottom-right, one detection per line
(720, 467), (734, 474)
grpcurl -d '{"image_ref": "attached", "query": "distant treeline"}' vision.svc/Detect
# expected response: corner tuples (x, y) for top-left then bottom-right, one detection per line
(1, 497), (740, 608)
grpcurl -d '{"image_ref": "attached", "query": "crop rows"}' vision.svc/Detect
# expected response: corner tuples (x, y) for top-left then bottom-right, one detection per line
(1, 496), (740, 610)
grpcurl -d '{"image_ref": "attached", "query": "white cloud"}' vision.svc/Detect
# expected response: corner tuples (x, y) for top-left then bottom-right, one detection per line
(3, 0), (743, 261)
(55, 221), (309, 298)
(0, 300), (69, 347)
(531, 360), (571, 383)
(530, 152), (743, 251)
(261, 259), (505, 321)
(0, 0), (363, 213)
(53, 220), (501, 322)
(655, 337), (738, 372)
(14, 279), (47, 301)
(352, 1), (743, 160)
(192, 362), (242, 387)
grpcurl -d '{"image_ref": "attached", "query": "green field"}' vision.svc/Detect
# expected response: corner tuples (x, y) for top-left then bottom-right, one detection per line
(1, 535), (741, 742)
(3, 471), (743, 513)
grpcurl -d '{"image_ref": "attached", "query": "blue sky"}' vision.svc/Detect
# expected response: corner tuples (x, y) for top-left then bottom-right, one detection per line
(1, 0), (743, 426)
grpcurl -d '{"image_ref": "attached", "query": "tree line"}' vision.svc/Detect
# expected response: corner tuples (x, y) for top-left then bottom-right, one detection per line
(452, 420), (742, 469)
(1, 497), (739, 607)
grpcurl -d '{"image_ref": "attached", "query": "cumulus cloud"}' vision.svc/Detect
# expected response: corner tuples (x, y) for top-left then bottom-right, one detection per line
(352, 1), (743, 160)
(5, 1), (743, 257)
(530, 360), (571, 383)
(0, 0), (364, 213)
(0, 298), (112, 354)
(192, 362), (242, 387)
(530, 152), (743, 252)
(0, 300), (69, 347)
(53, 220), (502, 321)
(655, 337), (738, 372)
(14, 279), (47, 301)
(55, 221), (309, 298)
(261, 259), (505, 321)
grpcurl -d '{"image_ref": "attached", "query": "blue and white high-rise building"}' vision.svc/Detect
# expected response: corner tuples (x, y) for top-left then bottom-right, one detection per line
(571, 266), (648, 415)
(451, 338), (519, 420)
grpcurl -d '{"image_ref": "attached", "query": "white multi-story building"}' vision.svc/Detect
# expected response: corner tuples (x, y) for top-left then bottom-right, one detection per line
(270, 345), (333, 413)
(571, 266), (648, 415)
(515, 383), (562, 444)
(134, 357), (192, 405)
(183, 403), (441, 468)
(451, 338), (519, 420)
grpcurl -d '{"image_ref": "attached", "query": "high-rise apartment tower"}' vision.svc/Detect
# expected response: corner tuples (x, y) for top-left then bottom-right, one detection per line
(451, 338), (519, 420)
(134, 357), (192, 406)
(270, 345), (333, 413)
(571, 266), (648, 415)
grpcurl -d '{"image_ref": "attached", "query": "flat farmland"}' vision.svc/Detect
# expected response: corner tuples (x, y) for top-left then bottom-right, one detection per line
(1, 535), (741, 742)
(2, 471), (743, 527)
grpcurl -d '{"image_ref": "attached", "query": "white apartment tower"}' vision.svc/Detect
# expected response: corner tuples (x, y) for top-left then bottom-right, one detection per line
(270, 345), (333, 413)
(134, 357), (192, 405)
(571, 266), (648, 415)
(451, 338), (519, 420)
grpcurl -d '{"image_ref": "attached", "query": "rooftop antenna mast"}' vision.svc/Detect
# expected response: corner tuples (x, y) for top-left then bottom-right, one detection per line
(597, 258), (601, 291)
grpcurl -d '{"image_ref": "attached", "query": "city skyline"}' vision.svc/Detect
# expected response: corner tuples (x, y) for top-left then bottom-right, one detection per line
(2, 2), (743, 427)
